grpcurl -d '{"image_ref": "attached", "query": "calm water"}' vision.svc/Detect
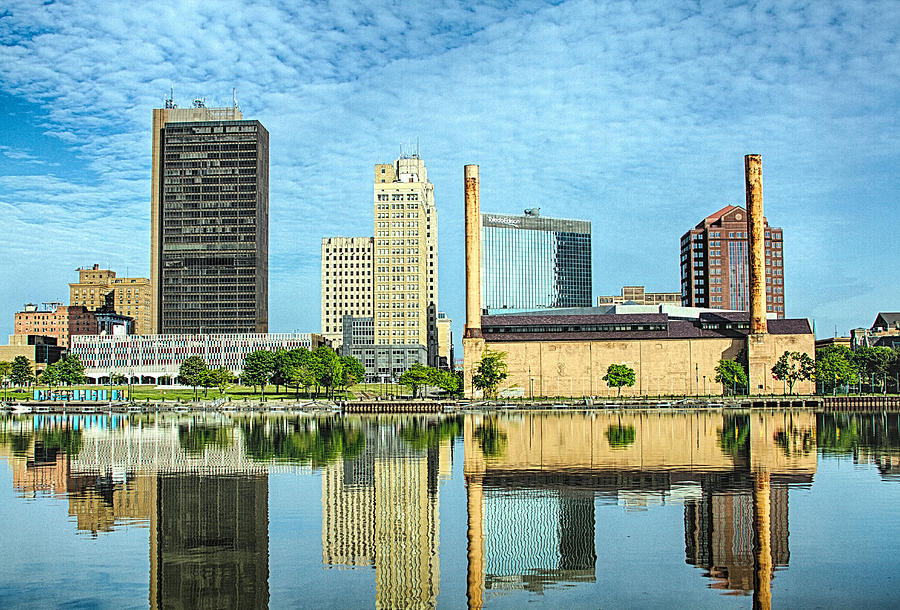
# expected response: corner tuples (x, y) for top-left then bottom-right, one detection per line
(1, 410), (899, 608)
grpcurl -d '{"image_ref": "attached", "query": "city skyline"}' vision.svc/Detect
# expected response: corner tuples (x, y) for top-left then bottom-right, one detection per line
(1, 1), (897, 346)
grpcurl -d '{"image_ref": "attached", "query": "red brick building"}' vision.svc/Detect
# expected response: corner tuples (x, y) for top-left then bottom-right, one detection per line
(680, 206), (785, 318)
(14, 303), (99, 349)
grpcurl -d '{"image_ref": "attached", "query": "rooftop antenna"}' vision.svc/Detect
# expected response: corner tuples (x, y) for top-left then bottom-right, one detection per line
(165, 85), (176, 109)
(233, 87), (237, 108)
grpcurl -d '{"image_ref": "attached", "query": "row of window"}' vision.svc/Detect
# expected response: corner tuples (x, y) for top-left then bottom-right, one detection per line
(375, 202), (420, 208)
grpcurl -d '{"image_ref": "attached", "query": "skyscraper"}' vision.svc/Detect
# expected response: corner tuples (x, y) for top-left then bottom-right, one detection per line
(321, 154), (442, 375)
(373, 154), (439, 364)
(321, 236), (374, 347)
(150, 100), (268, 334)
(480, 210), (592, 311)
(680, 205), (784, 318)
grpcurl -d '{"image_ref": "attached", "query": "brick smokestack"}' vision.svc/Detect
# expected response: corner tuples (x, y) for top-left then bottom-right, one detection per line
(464, 165), (482, 338)
(745, 154), (767, 334)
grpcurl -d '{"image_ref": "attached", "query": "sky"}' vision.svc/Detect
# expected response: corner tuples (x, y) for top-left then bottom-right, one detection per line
(0, 0), (897, 348)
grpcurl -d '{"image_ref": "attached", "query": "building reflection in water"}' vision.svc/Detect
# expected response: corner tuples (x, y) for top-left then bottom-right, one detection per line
(3, 410), (900, 608)
(463, 411), (819, 608)
(321, 415), (456, 609)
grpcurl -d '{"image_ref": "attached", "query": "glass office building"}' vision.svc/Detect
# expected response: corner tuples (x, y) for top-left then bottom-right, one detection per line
(481, 212), (592, 311)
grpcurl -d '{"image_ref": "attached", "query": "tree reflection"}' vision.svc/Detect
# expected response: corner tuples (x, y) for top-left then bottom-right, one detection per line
(605, 424), (636, 448)
(399, 415), (463, 451)
(718, 413), (750, 458)
(241, 417), (365, 467)
(474, 417), (507, 458)
(178, 424), (232, 455)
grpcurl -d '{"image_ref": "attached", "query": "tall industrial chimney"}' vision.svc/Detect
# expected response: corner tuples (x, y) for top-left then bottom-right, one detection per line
(745, 154), (767, 335)
(464, 165), (482, 338)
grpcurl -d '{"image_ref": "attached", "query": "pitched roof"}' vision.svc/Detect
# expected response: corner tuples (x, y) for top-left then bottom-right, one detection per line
(873, 312), (900, 329)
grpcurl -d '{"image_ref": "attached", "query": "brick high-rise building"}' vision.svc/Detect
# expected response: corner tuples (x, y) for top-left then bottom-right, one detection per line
(150, 99), (268, 334)
(680, 205), (785, 317)
(69, 264), (151, 334)
(14, 303), (98, 349)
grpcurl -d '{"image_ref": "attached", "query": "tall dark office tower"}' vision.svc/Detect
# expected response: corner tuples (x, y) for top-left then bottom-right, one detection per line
(150, 100), (268, 334)
(480, 210), (592, 311)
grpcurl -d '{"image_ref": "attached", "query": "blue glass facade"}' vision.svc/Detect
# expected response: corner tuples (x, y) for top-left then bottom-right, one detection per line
(481, 213), (592, 311)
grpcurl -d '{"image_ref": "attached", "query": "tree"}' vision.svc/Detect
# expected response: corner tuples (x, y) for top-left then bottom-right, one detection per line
(179, 355), (207, 401)
(429, 368), (461, 396)
(603, 363), (636, 397)
(198, 369), (215, 398)
(0, 360), (10, 400)
(815, 346), (857, 394)
(850, 346), (897, 392)
(771, 351), (815, 395)
(10, 356), (34, 388)
(243, 350), (276, 397)
(472, 351), (508, 399)
(340, 355), (366, 391)
(399, 363), (432, 398)
(109, 372), (128, 386)
(272, 349), (295, 394)
(286, 349), (318, 398)
(209, 367), (235, 396)
(40, 362), (61, 388)
(314, 346), (343, 399)
(714, 359), (748, 395)
(57, 354), (86, 386)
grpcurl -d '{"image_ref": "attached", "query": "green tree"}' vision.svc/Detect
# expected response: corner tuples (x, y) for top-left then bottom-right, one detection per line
(0, 360), (11, 400)
(473, 351), (508, 399)
(429, 368), (461, 396)
(109, 372), (128, 386)
(399, 363), (432, 398)
(40, 362), (61, 388)
(178, 355), (207, 401)
(603, 363), (635, 397)
(198, 369), (215, 398)
(10, 356), (34, 388)
(272, 349), (294, 394)
(314, 346), (343, 399)
(209, 367), (234, 397)
(850, 346), (897, 392)
(771, 351), (815, 395)
(815, 346), (857, 394)
(286, 349), (318, 398)
(714, 358), (748, 395)
(340, 355), (365, 391)
(57, 354), (86, 386)
(243, 350), (276, 397)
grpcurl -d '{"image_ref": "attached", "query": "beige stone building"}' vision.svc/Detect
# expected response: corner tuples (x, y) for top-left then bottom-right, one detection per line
(373, 155), (439, 365)
(0, 334), (64, 375)
(321, 237), (374, 348)
(322, 155), (441, 368)
(597, 285), (680, 306)
(69, 264), (152, 334)
(436, 312), (453, 369)
(462, 158), (815, 398)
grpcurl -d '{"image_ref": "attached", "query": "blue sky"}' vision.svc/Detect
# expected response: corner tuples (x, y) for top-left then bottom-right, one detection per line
(0, 0), (897, 345)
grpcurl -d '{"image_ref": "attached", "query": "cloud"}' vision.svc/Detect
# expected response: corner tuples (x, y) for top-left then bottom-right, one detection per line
(0, 0), (898, 342)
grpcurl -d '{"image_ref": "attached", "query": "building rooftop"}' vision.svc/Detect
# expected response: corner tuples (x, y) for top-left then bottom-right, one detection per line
(481, 310), (811, 342)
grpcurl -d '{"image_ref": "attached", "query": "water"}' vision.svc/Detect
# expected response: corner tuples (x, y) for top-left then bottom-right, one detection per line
(1, 410), (899, 608)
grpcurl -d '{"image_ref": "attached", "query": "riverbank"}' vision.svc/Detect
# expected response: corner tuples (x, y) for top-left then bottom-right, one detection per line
(6, 394), (900, 415)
